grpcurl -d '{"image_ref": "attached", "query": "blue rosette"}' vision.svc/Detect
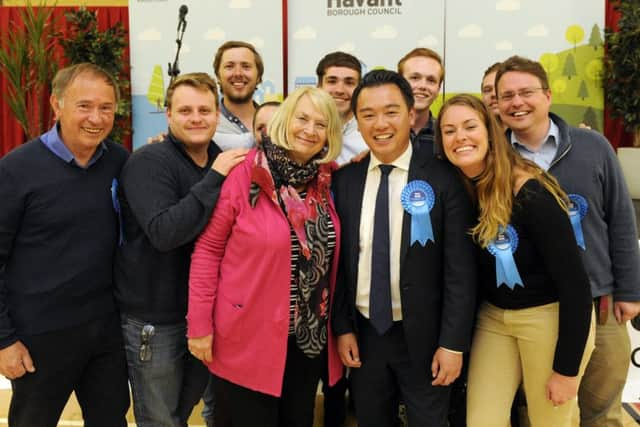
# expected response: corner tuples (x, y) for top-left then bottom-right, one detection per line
(401, 180), (435, 246)
(567, 193), (588, 250)
(487, 225), (523, 290)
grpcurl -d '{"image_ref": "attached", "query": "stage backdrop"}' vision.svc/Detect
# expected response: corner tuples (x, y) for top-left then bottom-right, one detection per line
(128, 0), (284, 149)
(129, 0), (605, 149)
(445, 0), (605, 131)
(287, 1), (444, 91)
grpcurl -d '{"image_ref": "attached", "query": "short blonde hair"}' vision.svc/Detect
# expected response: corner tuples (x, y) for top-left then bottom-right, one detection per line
(268, 87), (342, 164)
(166, 72), (218, 109)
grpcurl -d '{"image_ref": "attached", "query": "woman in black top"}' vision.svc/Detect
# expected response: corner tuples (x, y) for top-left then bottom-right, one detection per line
(434, 94), (594, 427)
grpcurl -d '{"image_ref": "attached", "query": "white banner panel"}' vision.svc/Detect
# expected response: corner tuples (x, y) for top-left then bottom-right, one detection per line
(287, 0), (444, 91)
(129, 0), (283, 149)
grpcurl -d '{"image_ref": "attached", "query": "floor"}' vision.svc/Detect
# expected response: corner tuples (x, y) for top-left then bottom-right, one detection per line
(0, 385), (636, 426)
(0, 387), (357, 427)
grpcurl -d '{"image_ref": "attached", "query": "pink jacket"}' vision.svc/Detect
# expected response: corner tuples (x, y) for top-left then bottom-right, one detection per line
(187, 149), (343, 397)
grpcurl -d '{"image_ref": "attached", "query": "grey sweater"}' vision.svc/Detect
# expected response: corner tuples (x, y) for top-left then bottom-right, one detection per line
(509, 112), (640, 300)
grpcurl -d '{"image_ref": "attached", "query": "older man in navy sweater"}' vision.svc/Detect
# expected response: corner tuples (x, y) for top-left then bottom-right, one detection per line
(0, 63), (130, 426)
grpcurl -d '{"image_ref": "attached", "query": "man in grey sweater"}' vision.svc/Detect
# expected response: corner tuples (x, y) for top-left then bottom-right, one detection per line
(496, 55), (640, 427)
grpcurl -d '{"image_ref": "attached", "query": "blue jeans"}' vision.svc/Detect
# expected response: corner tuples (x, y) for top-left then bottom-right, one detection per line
(121, 314), (209, 427)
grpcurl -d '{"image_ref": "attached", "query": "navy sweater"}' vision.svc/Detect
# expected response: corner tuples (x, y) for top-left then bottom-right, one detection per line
(114, 135), (225, 324)
(0, 138), (128, 348)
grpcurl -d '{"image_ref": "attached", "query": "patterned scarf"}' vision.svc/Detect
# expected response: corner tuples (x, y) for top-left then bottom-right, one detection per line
(250, 137), (336, 357)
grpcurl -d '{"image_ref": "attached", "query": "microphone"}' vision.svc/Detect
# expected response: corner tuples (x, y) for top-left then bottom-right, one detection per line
(179, 5), (188, 22)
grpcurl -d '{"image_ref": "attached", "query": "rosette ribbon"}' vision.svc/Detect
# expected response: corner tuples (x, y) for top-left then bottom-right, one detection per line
(401, 180), (435, 246)
(487, 225), (523, 290)
(568, 193), (588, 250)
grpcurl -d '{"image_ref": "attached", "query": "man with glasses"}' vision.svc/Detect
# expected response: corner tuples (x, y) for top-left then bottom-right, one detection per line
(495, 55), (640, 427)
(115, 73), (247, 427)
(0, 63), (130, 426)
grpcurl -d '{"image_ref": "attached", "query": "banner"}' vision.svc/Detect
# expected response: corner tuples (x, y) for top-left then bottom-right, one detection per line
(128, 0), (283, 149)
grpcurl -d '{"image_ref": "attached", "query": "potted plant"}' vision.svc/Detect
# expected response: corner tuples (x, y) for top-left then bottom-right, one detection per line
(603, 0), (640, 147)
(59, 7), (131, 144)
(0, 3), (59, 140)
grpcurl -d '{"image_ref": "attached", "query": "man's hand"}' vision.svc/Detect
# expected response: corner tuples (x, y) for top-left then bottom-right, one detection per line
(211, 148), (249, 176)
(337, 333), (362, 368)
(146, 132), (167, 144)
(546, 371), (578, 406)
(188, 335), (213, 363)
(431, 347), (462, 386)
(0, 341), (35, 380)
(614, 301), (640, 324)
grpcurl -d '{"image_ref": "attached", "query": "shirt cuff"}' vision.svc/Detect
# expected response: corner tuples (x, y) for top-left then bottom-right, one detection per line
(440, 346), (463, 355)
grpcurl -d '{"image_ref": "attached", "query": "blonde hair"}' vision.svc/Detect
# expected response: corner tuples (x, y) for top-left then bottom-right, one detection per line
(166, 72), (219, 109)
(435, 94), (568, 247)
(268, 87), (342, 164)
(397, 47), (445, 84)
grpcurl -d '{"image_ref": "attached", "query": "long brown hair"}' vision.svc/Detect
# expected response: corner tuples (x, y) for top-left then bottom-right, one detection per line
(435, 94), (567, 247)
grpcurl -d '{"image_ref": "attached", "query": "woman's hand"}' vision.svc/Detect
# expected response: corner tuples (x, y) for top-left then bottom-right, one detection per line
(546, 371), (578, 407)
(188, 335), (213, 363)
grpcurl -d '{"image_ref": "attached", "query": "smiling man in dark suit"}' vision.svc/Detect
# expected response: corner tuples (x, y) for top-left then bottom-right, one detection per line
(331, 69), (477, 427)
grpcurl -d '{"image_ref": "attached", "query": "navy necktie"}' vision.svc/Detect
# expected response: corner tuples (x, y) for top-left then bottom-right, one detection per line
(370, 164), (395, 335)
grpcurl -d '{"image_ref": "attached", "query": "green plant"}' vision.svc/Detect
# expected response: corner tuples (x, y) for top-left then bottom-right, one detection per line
(603, 0), (640, 146)
(59, 7), (130, 144)
(0, 2), (59, 140)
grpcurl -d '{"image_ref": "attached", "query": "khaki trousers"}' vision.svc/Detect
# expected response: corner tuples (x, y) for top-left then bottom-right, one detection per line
(467, 302), (595, 427)
(577, 296), (632, 427)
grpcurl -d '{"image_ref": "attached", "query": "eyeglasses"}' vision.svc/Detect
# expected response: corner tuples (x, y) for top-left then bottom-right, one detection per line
(498, 87), (546, 102)
(139, 324), (155, 362)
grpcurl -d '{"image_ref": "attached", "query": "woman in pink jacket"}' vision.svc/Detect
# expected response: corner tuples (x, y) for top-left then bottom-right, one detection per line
(187, 86), (344, 427)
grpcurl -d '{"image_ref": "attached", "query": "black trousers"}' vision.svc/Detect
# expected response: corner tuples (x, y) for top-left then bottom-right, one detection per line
(9, 312), (130, 427)
(350, 314), (451, 427)
(320, 349), (348, 427)
(214, 335), (323, 427)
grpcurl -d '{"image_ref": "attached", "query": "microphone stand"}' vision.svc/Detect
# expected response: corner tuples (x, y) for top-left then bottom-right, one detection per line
(166, 16), (187, 107)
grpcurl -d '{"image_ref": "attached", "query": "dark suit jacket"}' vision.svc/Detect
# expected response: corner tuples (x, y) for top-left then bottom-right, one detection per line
(331, 146), (477, 375)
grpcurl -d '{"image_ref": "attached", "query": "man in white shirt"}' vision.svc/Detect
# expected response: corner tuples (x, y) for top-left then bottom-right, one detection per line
(316, 51), (368, 166)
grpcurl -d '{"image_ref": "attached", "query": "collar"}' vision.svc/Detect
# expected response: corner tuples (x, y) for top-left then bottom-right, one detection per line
(40, 122), (107, 167)
(167, 131), (217, 169)
(368, 142), (412, 172)
(411, 114), (435, 138)
(510, 118), (560, 151)
(219, 98), (257, 133)
(343, 116), (358, 135)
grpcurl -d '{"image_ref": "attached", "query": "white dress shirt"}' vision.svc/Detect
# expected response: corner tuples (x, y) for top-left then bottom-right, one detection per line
(356, 143), (412, 321)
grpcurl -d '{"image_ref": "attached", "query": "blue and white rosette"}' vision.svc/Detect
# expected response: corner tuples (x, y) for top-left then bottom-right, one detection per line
(401, 180), (435, 246)
(567, 193), (588, 250)
(487, 225), (523, 290)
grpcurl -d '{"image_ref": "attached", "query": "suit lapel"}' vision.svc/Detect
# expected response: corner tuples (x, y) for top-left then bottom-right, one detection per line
(345, 157), (369, 282)
(400, 150), (430, 270)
